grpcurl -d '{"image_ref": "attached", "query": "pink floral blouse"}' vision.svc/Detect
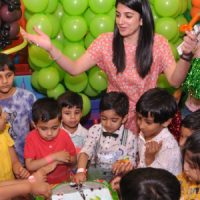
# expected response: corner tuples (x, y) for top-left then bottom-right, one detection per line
(87, 32), (175, 133)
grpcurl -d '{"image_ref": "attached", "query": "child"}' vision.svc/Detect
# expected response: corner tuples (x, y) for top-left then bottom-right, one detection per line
(136, 88), (182, 175)
(58, 91), (88, 154)
(0, 107), (30, 181)
(74, 91), (138, 182)
(120, 168), (181, 200)
(0, 53), (36, 163)
(24, 97), (77, 184)
(179, 109), (200, 148)
(177, 130), (200, 199)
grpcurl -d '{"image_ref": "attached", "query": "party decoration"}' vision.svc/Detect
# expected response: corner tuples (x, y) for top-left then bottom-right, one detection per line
(45, 0), (58, 14)
(79, 93), (91, 116)
(38, 67), (60, 90)
(83, 8), (96, 26)
(90, 15), (114, 37)
(62, 0), (88, 15)
(64, 72), (88, 92)
(22, 0), (48, 13)
(89, 0), (113, 14)
(83, 83), (99, 97)
(47, 83), (66, 99)
(84, 32), (95, 48)
(62, 16), (87, 41)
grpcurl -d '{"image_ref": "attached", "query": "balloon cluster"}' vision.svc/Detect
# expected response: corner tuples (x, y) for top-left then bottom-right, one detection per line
(23, 0), (115, 116)
(0, 0), (22, 49)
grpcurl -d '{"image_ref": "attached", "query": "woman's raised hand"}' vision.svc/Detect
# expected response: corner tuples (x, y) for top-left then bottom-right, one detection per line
(21, 27), (52, 52)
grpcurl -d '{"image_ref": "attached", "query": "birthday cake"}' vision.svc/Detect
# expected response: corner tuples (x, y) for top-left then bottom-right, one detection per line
(51, 181), (116, 200)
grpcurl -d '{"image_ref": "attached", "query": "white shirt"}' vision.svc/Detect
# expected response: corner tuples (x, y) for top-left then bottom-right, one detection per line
(61, 123), (88, 153)
(81, 123), (138, 170)
(138, 128), (182, 175)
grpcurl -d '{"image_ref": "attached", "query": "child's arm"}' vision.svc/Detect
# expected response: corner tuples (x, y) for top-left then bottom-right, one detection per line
(74, 152), (89, 183)
(9, 147), (30, 179)
(145, 141), (162, 166)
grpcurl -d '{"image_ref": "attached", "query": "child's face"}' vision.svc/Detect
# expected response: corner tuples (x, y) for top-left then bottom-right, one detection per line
(137, 113), (164, 140)
(184, 150), (200, 183)
(0, 66), (14, 95)
(100, 109), (127, 133)
(61, 106), (82, 130)
(35, 117), (61, 141)
(179, 126), (192, 148)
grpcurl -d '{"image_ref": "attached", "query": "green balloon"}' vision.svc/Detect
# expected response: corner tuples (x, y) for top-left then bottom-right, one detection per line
(176, 15), (188, 36)
(28, 58), (40, 71)
(62, 16), (88, 41)
(62, 0), (88, 15)
(64, 72), (88, 92)
(180, 0), (188, 14)
(51, 39), (64, 51)
(28, 45), (54, 68)
(169, 42), (179, 61)
(89, 0), (113, 14)
(90, 15), (114, 38)
(154, 0), (181, 17)
(31, 71), (46, 94)
(84, 32), (95, 48)
(47, 15), (60, 38)
(79, 93), (91, 116)
(24, 10), (33, 21)
(55, 31), (65, 44)
(50, 62), (65, 81)
(150, 5), (159, 23)
(45, 0), (58, 14)
(88, 67), (108, 91)
(53, 3), (64, 19)
(23, 0), (48, 13)
(149, 0), (155, 5)
(106, 7), (116, 22)
(83, 8), (96, 26)
(64, 39), (85, 47)
(47, 83), (66, 99)
(155, 17), (178, 41)
(63, 43), (85, 60)
(26, 14), (53, 37)
(38, 67), (60, 89)
(83, 82), (99, 97)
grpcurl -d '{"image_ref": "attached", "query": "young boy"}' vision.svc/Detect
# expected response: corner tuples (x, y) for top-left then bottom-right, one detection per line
(24, 97), (77, 184)
(58, 91), (88, 154)
(136, 88), (182, 175)
(0, 107), (30, 181)
(0, 53), (36, 164)
(179, 109), (200, 148)
(74, 91), (138, 182)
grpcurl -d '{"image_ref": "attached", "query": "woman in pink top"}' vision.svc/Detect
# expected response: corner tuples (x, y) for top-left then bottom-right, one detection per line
(22, 0), (199, 134)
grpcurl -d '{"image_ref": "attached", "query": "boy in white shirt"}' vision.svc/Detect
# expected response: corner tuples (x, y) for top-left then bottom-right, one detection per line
(58, 91), (88, 154)
(136, 88), (182, 175)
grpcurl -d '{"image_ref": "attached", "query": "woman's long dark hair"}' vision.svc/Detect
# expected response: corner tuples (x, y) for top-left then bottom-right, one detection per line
(112, 0), (155, 78)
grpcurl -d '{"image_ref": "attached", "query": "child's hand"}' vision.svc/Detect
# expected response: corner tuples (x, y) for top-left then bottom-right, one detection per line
(14, 164), (30, 179)
(73, 172), (87, 184)
(53, 151), (71, 163)
(110, 176), (121, 192)
(112, 160), (133, 175)
(145, 141), (162, 166)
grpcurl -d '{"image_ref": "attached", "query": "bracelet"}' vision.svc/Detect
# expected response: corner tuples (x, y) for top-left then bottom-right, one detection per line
(180, 52), (193, 62)
(45, 155), (53, 164)
(28, 175), (36, 183)
(77, 168), (87, 174)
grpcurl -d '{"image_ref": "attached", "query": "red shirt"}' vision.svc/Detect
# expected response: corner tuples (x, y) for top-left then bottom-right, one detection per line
(24, 129), (76, 184)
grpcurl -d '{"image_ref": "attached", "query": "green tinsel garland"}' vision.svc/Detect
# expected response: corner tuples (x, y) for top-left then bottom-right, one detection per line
(182, 58), (200, 99)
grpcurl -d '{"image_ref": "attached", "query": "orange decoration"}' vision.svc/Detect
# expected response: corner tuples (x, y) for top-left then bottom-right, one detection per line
(192, 0), (200, 9)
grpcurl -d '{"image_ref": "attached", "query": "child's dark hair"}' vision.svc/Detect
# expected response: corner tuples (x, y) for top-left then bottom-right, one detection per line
(182, 109), (200, 131)
(182, 130), (200, 169)
(136, 88), (177, 123)
(57, 91), (83, 110)
(0, 53), (15, 72)
(100, 91), (129, 117)
(120, 168), (180, 200)
(32, 97), (61, 124)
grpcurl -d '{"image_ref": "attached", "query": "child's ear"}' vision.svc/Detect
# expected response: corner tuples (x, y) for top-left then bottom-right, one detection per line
(162, 118), (172, 128)
(122, 114), (128, 124)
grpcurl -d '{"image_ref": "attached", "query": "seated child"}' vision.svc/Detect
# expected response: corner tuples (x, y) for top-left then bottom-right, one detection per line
(0, 107), (30, 181)
(120, 168), (180, 200)
(136, 88), (182, 175)
(24, 97), (77, 184)
(179, 109), (200, 148)
(177, 130), (200, 199)
(58, 91), (88, 154)
(74, 91), (138, 182)
(0, 53), (36, 164)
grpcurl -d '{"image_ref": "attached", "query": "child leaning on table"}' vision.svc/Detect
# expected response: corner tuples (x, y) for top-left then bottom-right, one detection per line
(74, 91), (138, 183)
(0, 107), (30, 182)
(24, 97), (77, 184)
